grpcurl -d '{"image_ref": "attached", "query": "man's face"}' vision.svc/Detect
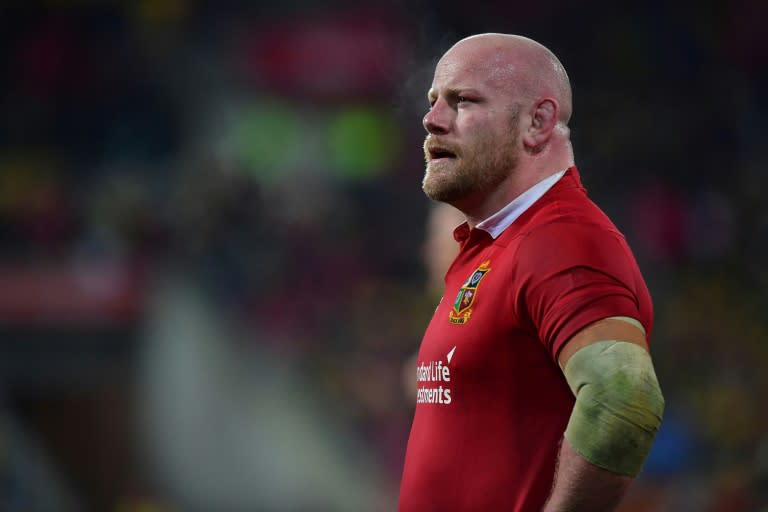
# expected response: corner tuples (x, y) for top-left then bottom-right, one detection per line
(422, 43), (522, 204)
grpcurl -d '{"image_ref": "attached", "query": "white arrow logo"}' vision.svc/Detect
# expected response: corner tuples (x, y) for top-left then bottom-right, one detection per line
(447, 346), (456, 363)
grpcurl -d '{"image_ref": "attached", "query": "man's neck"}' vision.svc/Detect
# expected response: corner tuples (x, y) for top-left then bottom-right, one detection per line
(458, 163), (571, 228)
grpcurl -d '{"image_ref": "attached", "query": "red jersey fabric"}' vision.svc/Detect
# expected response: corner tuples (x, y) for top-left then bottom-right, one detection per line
(399, 167), (653, 511)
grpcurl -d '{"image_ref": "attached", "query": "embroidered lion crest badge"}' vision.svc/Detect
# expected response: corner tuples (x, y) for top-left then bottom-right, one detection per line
(449, 260), (491, 325)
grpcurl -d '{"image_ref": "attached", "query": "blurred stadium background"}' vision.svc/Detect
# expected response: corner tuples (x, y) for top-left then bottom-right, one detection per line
(0, 1), (766, 511)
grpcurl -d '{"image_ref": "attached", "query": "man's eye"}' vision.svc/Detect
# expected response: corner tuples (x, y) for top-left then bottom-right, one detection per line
(457, 96), (467, 103)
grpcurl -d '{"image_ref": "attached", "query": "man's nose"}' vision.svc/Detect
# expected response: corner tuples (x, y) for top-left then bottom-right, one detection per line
(423, 100), (451, 135)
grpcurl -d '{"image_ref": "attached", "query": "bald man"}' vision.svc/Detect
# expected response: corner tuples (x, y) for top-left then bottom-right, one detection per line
(399, 34), (664, 511)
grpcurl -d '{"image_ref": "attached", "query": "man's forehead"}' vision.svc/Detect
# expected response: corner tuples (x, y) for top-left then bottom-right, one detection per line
(431, 44), (517, 90)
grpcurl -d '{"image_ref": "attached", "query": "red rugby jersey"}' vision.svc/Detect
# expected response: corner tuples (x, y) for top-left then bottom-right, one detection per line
(399, 167), (653, 511)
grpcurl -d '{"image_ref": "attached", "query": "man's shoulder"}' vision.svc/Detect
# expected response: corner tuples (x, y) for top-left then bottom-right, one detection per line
(511, 188), (625, 246)
(546, 180), (616, 222)
(506, 197), (640, 282)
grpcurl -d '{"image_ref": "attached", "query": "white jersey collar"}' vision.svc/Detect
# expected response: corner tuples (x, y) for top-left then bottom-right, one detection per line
(475, 169), (567, 239)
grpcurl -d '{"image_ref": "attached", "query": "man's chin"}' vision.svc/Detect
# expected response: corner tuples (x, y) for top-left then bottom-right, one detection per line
(422, 181), (468, 203)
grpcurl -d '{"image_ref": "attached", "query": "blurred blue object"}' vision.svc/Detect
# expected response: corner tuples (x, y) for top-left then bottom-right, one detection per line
(643, 408), (697, 476)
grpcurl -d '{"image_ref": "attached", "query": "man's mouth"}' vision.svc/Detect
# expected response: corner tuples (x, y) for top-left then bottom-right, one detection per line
(428, 146), (457, 161)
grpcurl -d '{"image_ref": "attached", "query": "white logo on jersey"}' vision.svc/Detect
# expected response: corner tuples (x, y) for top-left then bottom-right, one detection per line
(415, 346), (456, 405)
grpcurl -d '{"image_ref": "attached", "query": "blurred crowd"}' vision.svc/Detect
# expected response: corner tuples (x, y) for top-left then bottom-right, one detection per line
(0, 1), (766, 511)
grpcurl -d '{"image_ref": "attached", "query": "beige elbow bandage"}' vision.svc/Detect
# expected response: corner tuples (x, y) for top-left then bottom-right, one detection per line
(563, 340), (664, 476)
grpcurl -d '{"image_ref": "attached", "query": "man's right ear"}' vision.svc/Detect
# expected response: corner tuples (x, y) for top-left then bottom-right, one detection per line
(522, 98), (559, 151)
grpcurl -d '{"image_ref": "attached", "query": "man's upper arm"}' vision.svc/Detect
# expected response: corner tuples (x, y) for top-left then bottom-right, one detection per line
(514, 221), (651, 360)
(514, 222), (663, 477)
(557, 316), (648, 370)
(557, 315), (664, 476)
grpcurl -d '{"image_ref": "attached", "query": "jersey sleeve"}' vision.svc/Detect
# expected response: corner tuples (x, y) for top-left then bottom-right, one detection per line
(513, 221), (644, 361)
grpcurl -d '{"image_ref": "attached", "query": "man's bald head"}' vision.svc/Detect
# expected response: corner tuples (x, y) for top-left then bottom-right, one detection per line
(439, 33), (572, 124)
(423, 33), (576, 216)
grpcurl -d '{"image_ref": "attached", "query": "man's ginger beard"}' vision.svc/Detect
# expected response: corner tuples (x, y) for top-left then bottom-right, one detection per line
(422, 111), (521, 203)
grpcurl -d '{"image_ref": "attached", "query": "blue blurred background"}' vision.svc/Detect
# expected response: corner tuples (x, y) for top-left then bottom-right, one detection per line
(0, 1), (766, 511)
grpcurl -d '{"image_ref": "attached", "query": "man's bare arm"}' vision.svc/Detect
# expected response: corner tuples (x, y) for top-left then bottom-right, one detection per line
(543, 317), (664, 512)
(543, 438), (633, 511)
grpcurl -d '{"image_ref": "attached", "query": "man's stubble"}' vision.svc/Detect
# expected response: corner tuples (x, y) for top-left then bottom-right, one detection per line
(422, 112), (521, 204)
